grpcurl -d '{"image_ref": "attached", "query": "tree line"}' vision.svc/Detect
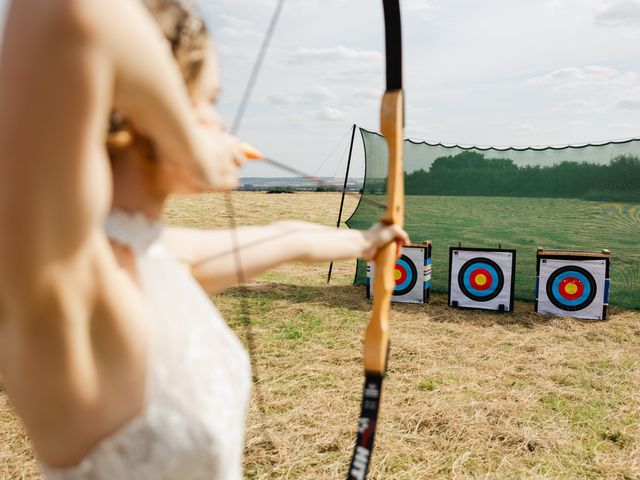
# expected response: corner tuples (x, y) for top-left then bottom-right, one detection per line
(399, 151), (640, 201)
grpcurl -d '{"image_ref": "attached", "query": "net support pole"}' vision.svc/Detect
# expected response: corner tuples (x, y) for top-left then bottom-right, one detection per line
(327, 124), (358, 284)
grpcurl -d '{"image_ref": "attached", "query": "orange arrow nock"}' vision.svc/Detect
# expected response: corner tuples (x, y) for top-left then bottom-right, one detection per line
(241, 143), (263, 160)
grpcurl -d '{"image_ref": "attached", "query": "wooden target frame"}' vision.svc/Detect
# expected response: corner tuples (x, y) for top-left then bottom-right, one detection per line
(367, 242), (432, 304)
(535, 248), (611, 321)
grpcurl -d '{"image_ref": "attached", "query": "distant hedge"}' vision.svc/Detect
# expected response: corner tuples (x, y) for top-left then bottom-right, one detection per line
(402, 152), (640, 202)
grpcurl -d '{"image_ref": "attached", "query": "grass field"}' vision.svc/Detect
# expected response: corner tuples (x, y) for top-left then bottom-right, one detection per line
(1, 192), (639, 479)
(349, 195), (640, 307)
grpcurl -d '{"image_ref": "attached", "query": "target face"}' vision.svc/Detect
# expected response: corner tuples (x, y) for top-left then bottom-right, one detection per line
(546, 266), (596, 311)
(367, 245), (431, 304)
(536, 256), (609, 320)
(449, 248), (516, 312)
(394, 255), (417, 296)
(458, 258), (504, 302)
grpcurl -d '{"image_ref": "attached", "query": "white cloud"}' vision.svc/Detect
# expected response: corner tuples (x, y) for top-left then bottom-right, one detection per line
(403, 0), (437, 19)
(506, 124), (538, 132)
(527, 66), (638, 90)
(405, 118), (437, 138)
(267, 93), (299, 105)
(283, 113), (305, 124)
(220, 14), (254, 31)
(611, 96), (640, 109)
(595, 0), (640, 30)
(312, 106), (345, 121)
(216, 14), (262, 41)
(353, 87), (381, 100)
(404, 0), (435, 12)
(267, 86), (338, 105)
(554, 100), (597, 112)
(565, 120), (588, 129)
(611, 122), (636, 130)
(304, 86), (338, 102)
(218, 27), (262, 41)
(290, 46), (382, 64)
(409, 105), (432, 113)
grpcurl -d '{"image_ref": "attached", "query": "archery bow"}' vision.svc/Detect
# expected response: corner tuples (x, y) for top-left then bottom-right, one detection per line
(228, 1), (403, 476)
(347, 1), (404, 479)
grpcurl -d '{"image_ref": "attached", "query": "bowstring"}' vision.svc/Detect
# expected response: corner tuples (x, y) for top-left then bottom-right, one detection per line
(225, 0), (286, 454)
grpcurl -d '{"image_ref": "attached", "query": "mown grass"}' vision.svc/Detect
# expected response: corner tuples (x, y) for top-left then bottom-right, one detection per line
(349, 195), (640, 307)
(1, 192), (639, 479)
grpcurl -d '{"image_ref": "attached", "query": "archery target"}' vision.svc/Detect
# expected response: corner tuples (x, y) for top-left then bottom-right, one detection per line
(367, 245), (430, 304)
(536, 258), (609, 320)
(393, 254), (417, 296)
(449, 248), (516, 311)
(458, 257), (504, 302)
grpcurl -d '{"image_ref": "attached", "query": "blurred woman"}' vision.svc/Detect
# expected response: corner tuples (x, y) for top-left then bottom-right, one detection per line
(0, 0), (407, 478)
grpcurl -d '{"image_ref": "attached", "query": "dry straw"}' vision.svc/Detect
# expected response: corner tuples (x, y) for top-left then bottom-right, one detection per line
(1, 192), (639, 479)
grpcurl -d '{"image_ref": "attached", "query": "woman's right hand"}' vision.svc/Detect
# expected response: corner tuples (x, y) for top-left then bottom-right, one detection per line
(163, 125), (246, 194)
(192, 126), (246, 192)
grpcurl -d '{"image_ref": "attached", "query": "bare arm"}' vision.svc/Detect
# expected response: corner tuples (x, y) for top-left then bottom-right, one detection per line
(162, 222), (409, 293)
(0, 0), (113, 287)
(91, 0), (241, 190)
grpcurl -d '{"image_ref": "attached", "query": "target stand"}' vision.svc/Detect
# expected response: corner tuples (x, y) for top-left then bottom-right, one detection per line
(535, 248), (611, 320)
(367, 242), (432, 304)
(448, 247), (516, 312)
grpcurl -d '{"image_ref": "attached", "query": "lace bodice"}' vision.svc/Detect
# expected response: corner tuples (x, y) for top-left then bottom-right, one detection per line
(42, 210), (251, 480)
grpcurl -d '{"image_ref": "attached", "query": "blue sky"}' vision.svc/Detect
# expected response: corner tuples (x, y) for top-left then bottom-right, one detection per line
(2, 0), (640, 179)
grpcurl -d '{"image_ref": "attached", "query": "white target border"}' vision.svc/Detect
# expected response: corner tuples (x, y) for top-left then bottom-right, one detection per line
(448, 247), (517, 312)
(367, 244), (431, 304)
(536, 256), (610, 321)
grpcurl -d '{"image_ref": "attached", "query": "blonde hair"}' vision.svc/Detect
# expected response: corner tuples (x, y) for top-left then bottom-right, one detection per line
(107, 0), (209, 154)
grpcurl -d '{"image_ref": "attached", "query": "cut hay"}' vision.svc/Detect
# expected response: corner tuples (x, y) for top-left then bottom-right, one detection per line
(1, 192), (638, 479)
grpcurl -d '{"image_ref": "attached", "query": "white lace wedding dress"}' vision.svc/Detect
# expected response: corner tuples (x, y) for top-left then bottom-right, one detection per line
(42, 210), (251, 480)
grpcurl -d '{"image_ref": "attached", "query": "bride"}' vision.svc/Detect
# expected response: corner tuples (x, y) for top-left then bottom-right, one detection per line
(0, 0), (408, 478)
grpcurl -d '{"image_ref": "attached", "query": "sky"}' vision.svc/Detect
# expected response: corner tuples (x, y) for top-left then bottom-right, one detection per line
(2, 0), (640, 179)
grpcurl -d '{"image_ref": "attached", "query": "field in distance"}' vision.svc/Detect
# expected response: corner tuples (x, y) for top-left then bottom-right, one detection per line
(0, 192), (638, 480)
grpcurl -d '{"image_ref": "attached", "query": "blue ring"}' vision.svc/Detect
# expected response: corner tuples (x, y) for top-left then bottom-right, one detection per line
(457, 257), (505, 302)
(394, 257), (413, 292)
(462, 262), (499, 297)
(550, 271), (591, 307)
(546, 265), (597, 312)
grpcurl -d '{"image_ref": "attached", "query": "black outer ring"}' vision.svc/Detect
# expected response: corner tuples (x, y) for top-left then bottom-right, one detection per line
(457, 257), (504, 302)
(546, 265), (597, 311)
(394, 254), (417, 297)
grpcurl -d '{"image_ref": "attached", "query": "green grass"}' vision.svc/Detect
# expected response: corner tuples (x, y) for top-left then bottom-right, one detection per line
(350, 195), (640, 307)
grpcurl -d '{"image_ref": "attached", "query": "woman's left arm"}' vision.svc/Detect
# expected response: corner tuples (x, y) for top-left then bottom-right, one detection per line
(162, 221), (408, 293)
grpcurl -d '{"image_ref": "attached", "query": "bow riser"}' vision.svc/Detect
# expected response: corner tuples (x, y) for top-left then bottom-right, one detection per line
(380, 91), (404, 227)
(365, 242), (394, 373)
(364, 91), (404, 375)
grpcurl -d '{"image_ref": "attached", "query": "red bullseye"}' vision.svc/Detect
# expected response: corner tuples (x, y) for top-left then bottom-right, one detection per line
(469, 268), (492, 291)
(395, 265), (407, 286)
(558, 277), (584, 301)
